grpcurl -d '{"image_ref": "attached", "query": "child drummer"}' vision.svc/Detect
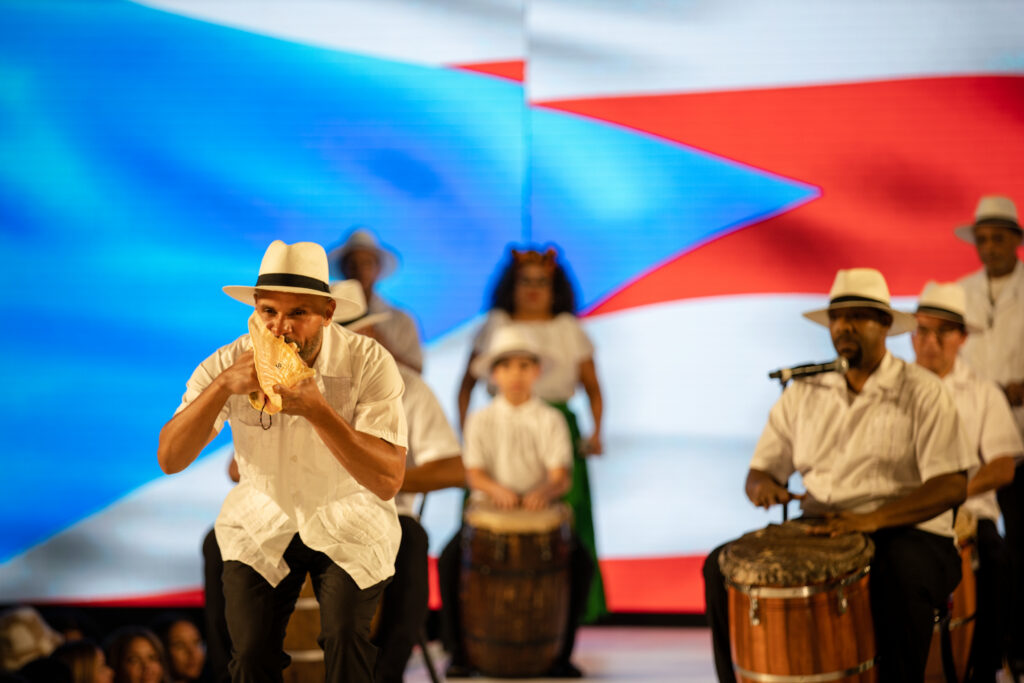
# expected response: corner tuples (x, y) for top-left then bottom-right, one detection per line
(439, 327), (594, 679)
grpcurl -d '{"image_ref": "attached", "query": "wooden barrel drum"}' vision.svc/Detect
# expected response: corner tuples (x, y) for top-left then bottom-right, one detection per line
(720, 522), (877, 682)
(924, 525), (977, 682)
(459, 502), (572, 677)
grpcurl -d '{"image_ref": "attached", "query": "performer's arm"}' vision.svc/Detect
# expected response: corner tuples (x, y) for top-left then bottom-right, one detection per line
(158, 351), (257, 475)
(579, 358), (604, 455)
(402, 456), (465, 493)
(810, 471), (967, 535)
(522, 467), (571, 510)
(466, 467), (519, 509)
(457, 352), (478, 430)
(745, 468), (802, 509)
(967, 456), (1016, 498)
(275, 378), (406, 501)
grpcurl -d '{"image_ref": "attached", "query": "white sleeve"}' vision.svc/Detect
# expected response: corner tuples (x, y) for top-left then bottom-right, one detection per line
(544, 410), (573, 470)
(173, 338), (249, 434)
(979, 381), (1024, 464)
(351, 341), (408, 449)
(749, 386), (797, 485)
(405, 375), (461, 465)
(461, 411), (488, 470)
(472, 310), (509, 354)
(563, 314), (595, 363)
(915, 378), (975, 481)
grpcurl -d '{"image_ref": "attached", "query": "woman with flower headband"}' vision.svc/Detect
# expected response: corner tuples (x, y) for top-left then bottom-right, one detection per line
(457, 246), (607, 623)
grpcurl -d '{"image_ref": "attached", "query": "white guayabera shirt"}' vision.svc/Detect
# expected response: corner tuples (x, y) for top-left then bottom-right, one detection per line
(943, 360), (1024, 523)
(750, 352), (974, 538)
(176, 322), (408, 589)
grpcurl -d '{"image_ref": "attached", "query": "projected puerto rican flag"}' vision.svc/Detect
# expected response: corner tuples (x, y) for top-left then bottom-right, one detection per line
(1, 0), (1022, 613)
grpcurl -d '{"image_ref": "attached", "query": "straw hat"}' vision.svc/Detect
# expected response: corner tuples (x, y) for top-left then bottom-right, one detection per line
(223, 240), (363, 320)
(802, 268), (916, 336)
(915, 281), (981, 332)
(327, 228), (400, 279)
(329, 279), (392, 330)
(470, 326), (546, 379)
(954, 195), (1021, 244)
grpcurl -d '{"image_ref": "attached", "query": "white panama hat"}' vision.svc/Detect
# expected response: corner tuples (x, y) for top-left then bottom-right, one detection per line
(802, 268), (917, 336)
(954, 195), (1022, 244)
(330, 279), (393, 330)
(327, 228), (400, 279)
(915, 281), (982, 333)
(470, 326), (546, 379)
(223, 240), (364, 320)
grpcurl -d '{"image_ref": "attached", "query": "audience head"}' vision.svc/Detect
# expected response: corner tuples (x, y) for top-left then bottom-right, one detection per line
(490, 246), (577, 318)
(150, 616), (204, 683)
(51, 639), (113, 683)
(0, 607), (63, 673)
(104, 627), (167, 683)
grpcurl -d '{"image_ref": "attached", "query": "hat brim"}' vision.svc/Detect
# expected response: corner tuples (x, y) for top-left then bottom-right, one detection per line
(470, 349), (547, 379)
(954, 221), (1023, 245)
(802, 301), (917, 336)
(223, 285), (364, 320)
(338, 311), (392, 330)
(913, 307), (984, 334)
(327, 243), (399, 280)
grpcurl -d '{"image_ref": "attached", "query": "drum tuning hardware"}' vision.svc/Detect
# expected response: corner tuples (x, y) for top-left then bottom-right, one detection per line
(837, 585), (848, 615)
(748, 597), (761, 626)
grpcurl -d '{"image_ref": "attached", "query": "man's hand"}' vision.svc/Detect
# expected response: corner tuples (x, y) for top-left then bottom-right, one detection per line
(1003, 381), (1024, 407)
(747, 477), (803, 510)
(489, 487), (520, 510)
(522, 489), (551, 511)
(217, 350), (260, 395)
(274, 378), (329, 419)
(804, 511), (880, 537)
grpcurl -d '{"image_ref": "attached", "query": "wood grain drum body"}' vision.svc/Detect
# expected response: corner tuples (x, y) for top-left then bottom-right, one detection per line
(460, 502), (572, 678)
(720, 522), (877, 683)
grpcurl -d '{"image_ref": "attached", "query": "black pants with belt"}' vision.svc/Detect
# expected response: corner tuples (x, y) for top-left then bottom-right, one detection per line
(222, 534), (389, 683)
(703, 525), (961, 683)
(372, 514), (430, 683)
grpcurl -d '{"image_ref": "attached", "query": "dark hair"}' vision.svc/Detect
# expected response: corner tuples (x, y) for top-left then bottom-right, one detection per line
(50, 640), (101, 683)
(488, 245), (579, 316)
(104, 627), (168, 683)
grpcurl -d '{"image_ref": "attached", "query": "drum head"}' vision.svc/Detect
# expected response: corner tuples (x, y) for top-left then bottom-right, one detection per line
(464, 502), (572, 534)
(719, 521), (874, 587)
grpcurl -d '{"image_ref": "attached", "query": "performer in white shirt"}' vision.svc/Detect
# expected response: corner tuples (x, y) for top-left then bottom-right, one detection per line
(158, 241), (407, 683)
(912, 281), (1023, 681)
(334, 284), (465, 683)
(328, 228), (424, 372)
(955, 195), (1024, 669)
(703, 268), (972, 683)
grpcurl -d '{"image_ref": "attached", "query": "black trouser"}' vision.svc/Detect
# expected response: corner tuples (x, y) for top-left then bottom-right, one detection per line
(438, 527), (594, 669)
(998, 462), (1024, 663)
(967, 518), (1011, 682)
(372, 515), (429, 683)
(222, 534), (389, 683)
(703, 526), (961, 683)
(203, 528), (231, 683)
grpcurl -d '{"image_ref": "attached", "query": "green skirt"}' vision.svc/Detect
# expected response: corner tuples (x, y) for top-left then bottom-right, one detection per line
(548, 401), (608, 623)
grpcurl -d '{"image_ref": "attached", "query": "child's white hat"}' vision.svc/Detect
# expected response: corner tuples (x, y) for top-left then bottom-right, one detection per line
(471, 326), (545, 379)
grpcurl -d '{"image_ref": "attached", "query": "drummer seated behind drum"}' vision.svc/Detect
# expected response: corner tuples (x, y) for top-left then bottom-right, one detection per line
(703, 268), (974, 683)
(439, 326), (594, 679)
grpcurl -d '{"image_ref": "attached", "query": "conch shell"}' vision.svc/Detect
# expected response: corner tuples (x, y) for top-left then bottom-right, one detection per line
(247, 311), (315, 414)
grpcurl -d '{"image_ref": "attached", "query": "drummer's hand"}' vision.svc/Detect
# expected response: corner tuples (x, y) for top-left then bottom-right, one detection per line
(522, 490), (551, 511)
(805, 511), (879, 536)
(489, 487), (520, 510)
(581, 434), (603, 456)
(748, 479), (804, 510)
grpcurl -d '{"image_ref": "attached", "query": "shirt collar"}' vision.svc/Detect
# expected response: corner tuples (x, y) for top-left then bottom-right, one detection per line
(493, 394), (538, 413)
(312, 321), (349, 378)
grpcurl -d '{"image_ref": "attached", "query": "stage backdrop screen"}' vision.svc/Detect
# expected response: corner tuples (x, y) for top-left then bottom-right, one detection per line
(2, 0), (1023, 612)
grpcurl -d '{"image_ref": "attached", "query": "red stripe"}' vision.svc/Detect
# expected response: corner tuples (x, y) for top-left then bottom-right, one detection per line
(36, 588), (205, 608)
(536, 76), (1024, 314)
(452, 60), (525, 83)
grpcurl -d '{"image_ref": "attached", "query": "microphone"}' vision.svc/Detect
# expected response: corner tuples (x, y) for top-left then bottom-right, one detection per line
(768, 357), (849, 384)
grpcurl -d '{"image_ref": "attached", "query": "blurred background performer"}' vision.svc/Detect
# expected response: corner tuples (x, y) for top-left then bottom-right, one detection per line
(703, 268), (972, 683)
(157, 241), (407, 683)
(328, 228), (424, 373)
(911, 281), (1023, 681)
(442, 327), (593, 678)
(955, 195), (1024, 672)
(333, 281), (466, 683)
(457, 247), (606, 623)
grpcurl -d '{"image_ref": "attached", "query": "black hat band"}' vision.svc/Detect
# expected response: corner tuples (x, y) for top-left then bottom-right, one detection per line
(255, 272), (330, 293)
